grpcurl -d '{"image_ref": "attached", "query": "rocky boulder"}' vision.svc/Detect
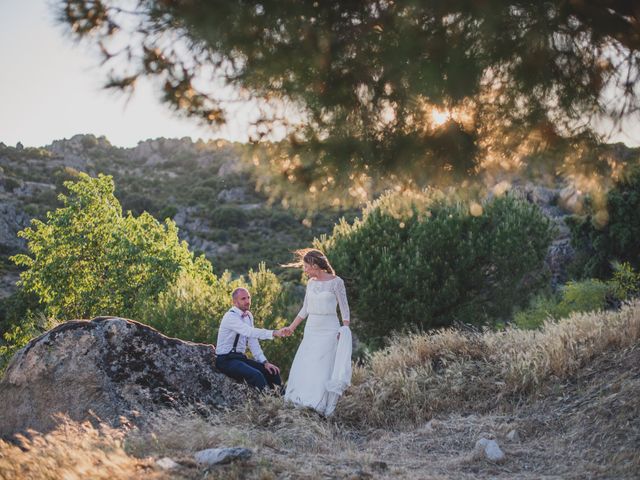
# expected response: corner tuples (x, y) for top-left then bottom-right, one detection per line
(0, 317), (247, 438)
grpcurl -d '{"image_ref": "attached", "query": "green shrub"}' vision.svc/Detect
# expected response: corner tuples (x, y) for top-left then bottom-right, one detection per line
(513, 293), (560, 330)
(141, 263), (300, 376)
(157, 205), (179, 221)
(317, 190), (554, 344)
(609, 261), (640, 301)
(210, 205), (248, 228)
(140, 269), (234, 343)
(569, 167), (640, 278)
(556, 279), (611, 317)
(515, 278), (614, 330)
(268, 210), (297, 229)
(0, 288), (42, 336)
(2, 177), (21, 193)
(23, 204), (40, 217)
(119, 192), (159, 216)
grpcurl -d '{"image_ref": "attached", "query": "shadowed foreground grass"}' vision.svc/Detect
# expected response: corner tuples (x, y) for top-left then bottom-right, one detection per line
(1, 303), (639, 479)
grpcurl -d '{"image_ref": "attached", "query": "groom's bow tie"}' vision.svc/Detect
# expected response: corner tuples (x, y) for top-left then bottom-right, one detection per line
(241, 310), (250, 318)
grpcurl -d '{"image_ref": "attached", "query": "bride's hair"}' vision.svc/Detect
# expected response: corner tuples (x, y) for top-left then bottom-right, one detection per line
(285, 248), (335, 275)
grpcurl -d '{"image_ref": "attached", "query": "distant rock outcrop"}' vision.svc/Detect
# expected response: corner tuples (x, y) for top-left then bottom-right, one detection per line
(0, 317), (246, 438)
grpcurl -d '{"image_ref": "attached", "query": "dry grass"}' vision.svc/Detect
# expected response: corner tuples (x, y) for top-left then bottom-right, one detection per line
(0, 416), (157, 480)
(1, 303), (638, 479)
(337, 301), (640, 428)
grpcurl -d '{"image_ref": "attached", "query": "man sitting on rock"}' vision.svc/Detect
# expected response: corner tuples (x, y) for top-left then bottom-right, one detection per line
(215, 287), (289, 392)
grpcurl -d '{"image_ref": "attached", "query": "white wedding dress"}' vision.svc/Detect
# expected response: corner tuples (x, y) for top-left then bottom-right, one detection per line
(285, 276), (352, 416)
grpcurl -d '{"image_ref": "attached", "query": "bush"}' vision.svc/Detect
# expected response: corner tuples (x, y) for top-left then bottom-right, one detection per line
(513, 293), (560, 330)
(569, 167), (640, 278)
(609, 261), (640, 301)
(119, 192), (159, 216)
(317, 189), (554, 344)
(140, 269), (234, 343)
(2, 177), (21, 193)
(515, 278), (615, 329)
(0, 288), (42, 336)
(210, 205), (248, 228)
(157, 204), (179, 221)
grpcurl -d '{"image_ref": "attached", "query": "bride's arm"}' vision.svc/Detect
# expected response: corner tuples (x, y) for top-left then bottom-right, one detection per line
(288, 288), (309, 332)
(335, 277), (350, 326)
(288, 315), (305, 332)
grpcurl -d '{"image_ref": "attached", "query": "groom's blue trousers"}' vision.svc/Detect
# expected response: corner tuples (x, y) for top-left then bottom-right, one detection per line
(215, 353), (282, 392)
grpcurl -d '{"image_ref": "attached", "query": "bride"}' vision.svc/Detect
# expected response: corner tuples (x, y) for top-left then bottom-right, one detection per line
(283, 249), (352, 416)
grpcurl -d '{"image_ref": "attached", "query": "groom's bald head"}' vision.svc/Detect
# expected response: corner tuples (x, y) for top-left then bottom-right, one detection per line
(232, 287), (251, 311)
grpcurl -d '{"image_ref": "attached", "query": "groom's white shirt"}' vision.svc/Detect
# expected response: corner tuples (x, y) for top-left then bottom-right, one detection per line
(216, 306), (273, 364)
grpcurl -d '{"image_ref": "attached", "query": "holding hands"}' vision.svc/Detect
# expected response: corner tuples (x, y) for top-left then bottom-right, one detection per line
(273, 327), (293, 338)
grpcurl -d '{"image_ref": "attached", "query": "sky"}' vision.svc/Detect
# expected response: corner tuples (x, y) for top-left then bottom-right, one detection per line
(0, 1), (638, 149)
(0, 0), (243, 148)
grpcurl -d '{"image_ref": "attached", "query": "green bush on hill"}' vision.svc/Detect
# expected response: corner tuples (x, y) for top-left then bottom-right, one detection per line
(514, 262), (640, 329)
(317, 189), (554, 345)
(569, 167), (640, 279)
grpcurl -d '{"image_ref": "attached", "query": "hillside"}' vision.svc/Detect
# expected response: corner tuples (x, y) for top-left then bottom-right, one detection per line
(0, 135), (353, 299)
(1, 302), (638, 479)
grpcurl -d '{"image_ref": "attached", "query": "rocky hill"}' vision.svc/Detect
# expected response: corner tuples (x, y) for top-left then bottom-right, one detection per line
(1, 134), (638, 305)
(0, 135), (350, 300)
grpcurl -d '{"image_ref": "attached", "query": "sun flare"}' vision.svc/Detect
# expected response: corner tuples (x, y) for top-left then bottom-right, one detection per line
(431, 108), (450, 126)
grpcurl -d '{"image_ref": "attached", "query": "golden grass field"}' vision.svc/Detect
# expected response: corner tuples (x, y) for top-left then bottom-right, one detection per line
(1, 302), (639, 479)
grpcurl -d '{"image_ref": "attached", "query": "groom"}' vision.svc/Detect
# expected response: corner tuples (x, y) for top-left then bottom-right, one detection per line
(215, 287), (289, 392)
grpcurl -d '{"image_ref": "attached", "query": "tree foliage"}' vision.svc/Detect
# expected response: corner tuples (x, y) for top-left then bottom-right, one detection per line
(317, 189), (553, 344)
(568, 167), (640, 279)
(58, 0), (640, 200)
(12, 173), (212, 320)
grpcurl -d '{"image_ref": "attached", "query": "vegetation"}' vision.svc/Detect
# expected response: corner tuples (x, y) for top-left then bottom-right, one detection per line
(514, 261), (640, 329)
(0, 313), (55, 373)
(140, 263), (302, 374)
(318, 189), (554, 344)
(568, 167), (640, 279)
(11, 173), (210, 320)
(0, 138), (347, 278)
(58, 1), (640, 202)
(338, 300), (640, 428)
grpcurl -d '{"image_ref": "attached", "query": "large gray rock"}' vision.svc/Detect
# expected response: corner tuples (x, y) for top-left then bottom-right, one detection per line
(0, 317), (247, 438)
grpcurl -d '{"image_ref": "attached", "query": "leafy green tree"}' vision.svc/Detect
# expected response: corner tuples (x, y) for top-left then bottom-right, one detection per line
(57, 1), (640, 199)
(11, 173), (209, 320)
(317, 190), (553, 344)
